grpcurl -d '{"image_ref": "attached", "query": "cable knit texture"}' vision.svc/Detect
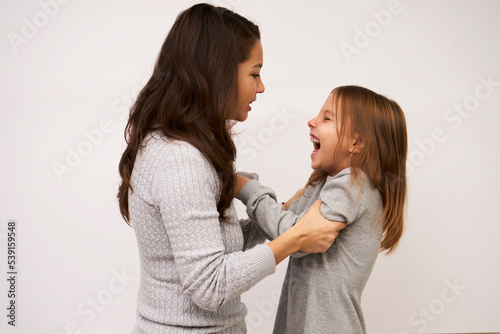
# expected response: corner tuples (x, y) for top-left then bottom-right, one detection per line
(129, 131), (275, 333)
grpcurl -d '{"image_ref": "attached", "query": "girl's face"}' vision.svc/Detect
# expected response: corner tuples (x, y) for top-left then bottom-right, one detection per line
(308, 93), (354, 175)
(232, 40), (265, 122)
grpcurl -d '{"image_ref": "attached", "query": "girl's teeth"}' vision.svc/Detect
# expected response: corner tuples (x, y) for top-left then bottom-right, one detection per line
(310, 137), (320, 150)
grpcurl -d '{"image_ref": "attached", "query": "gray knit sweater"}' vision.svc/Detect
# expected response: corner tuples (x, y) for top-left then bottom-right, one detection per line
(129, 132), (276, 333)
(238, 168), (383, 334)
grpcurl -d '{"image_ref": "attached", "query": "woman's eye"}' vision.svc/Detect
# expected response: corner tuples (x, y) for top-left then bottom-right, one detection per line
(324, 117), (331, 121)
(251, 74), (260, 78)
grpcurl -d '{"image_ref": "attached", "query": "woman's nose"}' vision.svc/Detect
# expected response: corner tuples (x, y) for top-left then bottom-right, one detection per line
(257, 78), (265, 94)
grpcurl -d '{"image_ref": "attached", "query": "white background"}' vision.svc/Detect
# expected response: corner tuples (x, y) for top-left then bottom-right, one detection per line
(1, 0), (499, 333)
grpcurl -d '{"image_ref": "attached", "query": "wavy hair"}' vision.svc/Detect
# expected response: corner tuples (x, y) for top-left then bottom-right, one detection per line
(117, 3), (260, 224)
(306, 86), (408, 254)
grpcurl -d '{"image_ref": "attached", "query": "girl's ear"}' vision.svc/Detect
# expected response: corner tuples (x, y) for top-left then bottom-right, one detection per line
(350, 134), (364, 155)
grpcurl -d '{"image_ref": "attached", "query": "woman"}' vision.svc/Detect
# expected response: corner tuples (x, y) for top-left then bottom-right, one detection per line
(117, 4), (343, 333)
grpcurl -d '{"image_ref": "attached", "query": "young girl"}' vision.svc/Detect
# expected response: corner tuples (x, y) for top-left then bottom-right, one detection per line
(117, 4), (342, 333)
(235, 85), (408, 333)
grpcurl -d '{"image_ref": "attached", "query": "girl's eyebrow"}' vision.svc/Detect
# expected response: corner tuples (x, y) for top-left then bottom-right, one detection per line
(252, 63), (263, 68)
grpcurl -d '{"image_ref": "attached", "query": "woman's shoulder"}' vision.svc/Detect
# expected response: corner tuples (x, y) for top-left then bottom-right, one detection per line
(139, 131), (208, 165)
(133, 132), (216, 189)
(132, 131), (219, 197)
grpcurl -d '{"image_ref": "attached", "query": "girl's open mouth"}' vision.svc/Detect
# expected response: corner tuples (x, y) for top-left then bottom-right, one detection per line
(310, 135), (320, 150)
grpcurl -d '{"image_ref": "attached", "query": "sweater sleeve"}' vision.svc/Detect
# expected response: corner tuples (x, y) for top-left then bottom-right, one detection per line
(238, 169), (364, 259)
(237, 171), (270, 249)
(237, 179), (300, 240)
(239, 218), (268, 250)
(151, 143), (275, 312)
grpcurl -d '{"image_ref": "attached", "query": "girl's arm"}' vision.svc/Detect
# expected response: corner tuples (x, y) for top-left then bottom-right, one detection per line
(234, 174), (345, 245)
(236, 175), (302, 250)
(234, 174), (299, 239)
(283, 188), (304, 211)
(239, 218), (267, 250)
(235, 175), (340, 264)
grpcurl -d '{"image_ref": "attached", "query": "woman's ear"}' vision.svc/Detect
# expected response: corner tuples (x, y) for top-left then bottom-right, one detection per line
(351, 134), (364, 155)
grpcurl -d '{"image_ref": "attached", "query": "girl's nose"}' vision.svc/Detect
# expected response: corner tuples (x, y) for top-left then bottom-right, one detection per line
(307, 117), (316, 128)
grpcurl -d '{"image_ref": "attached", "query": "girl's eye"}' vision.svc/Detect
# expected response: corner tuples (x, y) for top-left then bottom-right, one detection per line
(251, 74), (260, 78)
(324, 117), (331, 121)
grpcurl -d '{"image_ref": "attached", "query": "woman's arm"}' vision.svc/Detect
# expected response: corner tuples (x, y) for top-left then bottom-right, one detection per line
(266, 200), (342, 264)
(154, 145), (276, 311)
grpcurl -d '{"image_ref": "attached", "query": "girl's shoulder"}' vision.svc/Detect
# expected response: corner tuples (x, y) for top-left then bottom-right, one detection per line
(323, 168), (378, 199)
(323, 168), (355, 191)
(325, 167), (371, 187)
(327, 167), (352, 182)
(320, 168), (382, 224)
(301, 169), (353, 199)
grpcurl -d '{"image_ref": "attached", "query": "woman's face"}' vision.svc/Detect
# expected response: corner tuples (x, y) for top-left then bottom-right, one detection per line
(232, 40), (265, 122)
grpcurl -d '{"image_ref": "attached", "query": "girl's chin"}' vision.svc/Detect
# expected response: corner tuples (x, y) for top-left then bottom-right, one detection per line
(310, 160), (319, 170)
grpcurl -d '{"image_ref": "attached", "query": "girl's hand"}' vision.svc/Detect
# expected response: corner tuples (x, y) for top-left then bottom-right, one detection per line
(293, 200), (346, 253)
(283, 188), (304, 210)
(233, 174), (250, 198)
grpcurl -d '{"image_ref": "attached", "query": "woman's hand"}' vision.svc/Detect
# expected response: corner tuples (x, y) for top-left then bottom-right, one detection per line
(267, 200), (346, 264)
(233, 174), (250, 198)
(292, 200), (346, 253)
(282, 188), (304, 210)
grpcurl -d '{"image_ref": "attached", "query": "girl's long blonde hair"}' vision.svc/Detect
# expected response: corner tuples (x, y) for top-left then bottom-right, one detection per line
(307, 85), (408, 254)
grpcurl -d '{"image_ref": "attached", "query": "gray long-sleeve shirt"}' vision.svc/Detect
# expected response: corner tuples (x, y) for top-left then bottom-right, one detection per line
(237, 168), (383, 334)
(129, 132), (276, 333)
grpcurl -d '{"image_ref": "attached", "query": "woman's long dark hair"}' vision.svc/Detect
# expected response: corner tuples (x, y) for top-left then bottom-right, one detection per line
(118, 3), (260, 225)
